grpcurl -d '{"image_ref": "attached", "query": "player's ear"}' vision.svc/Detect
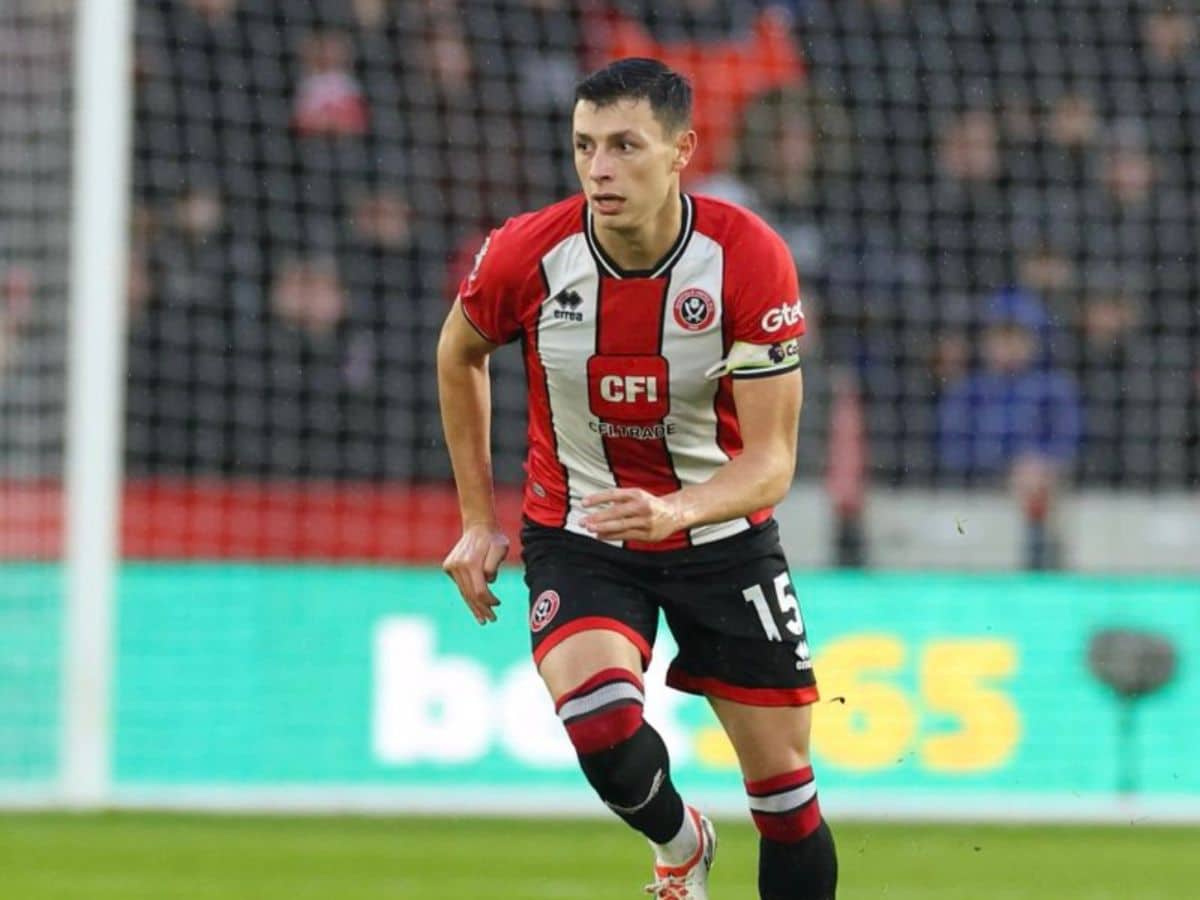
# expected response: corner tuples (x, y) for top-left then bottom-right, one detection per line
(672, 129), (697, 173)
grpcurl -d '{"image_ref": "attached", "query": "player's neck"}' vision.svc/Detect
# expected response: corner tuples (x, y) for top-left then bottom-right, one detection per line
(593, 190), (683, 273)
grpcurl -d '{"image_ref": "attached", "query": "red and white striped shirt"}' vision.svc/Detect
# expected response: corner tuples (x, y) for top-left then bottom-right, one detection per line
(459, 193), (805, 551)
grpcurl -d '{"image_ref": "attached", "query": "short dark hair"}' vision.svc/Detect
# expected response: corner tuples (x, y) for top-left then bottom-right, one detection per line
(574, 58), (693, 134)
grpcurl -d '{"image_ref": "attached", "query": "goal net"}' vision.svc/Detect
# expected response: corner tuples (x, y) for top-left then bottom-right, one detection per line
(0, 0), (74, 788)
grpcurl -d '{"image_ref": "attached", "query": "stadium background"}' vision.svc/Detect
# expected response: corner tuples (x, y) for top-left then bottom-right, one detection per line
(1, 0), (1199, 897)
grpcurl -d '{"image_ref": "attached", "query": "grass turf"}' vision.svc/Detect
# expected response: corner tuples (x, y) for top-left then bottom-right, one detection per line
(0, 813), (1195, 899)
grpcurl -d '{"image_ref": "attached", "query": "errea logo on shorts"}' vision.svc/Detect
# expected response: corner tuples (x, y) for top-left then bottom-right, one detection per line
(761, 299), (805, 333)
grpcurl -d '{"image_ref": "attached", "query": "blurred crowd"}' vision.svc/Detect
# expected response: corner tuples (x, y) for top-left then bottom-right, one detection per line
(3, 0), (1198, 493)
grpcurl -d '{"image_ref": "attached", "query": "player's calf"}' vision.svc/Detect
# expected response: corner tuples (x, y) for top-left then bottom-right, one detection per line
(556, 668), (693, 854)
(747, 766), (838, 899)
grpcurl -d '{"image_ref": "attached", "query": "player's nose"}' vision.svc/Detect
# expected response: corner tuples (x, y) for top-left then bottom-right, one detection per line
(588, 150), (614, 181)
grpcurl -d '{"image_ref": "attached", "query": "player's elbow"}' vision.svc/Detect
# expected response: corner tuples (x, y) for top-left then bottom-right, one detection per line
(763, 468), (794, 508)
(752, 449), (797, 507)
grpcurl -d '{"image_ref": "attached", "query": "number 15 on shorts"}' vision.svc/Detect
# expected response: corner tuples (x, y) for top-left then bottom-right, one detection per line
(743, 572), (813, 670)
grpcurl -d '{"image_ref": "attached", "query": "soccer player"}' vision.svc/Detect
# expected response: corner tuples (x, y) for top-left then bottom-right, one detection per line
(437, 58), (838, 900)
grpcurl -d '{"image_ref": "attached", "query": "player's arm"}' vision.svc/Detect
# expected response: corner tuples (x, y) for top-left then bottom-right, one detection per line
(582, 367), (803, 541)
(437, 298), (510, 624)
(676, 367), (803, 526)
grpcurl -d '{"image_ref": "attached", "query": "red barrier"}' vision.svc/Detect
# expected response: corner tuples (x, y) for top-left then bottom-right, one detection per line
(0, 480), (525, 563)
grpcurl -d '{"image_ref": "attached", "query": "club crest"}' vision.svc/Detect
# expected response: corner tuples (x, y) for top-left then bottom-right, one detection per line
(673, 288), (715, 332)
(530, 589), (561, 632)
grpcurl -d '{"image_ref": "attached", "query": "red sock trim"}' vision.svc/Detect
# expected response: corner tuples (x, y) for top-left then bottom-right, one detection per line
(555, 668), (646, 755)
(746, 766), (814, 797)
(747, 767), (822, 843)
(751, 799), (822, 843)
(565, 704), (644, 754)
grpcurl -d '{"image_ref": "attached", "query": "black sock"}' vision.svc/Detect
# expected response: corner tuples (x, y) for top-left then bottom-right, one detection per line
(759, 819), (838, 900)
(577, 720), (685, 843)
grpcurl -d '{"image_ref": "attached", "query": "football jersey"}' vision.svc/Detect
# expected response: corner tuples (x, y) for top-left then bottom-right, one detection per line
(458, 193), (805, 551)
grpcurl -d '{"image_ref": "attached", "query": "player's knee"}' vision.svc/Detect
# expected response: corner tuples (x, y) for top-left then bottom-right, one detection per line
(556, 668), (675, 809)
(555, 667), (645, 756)
(746, 765), (825, 843)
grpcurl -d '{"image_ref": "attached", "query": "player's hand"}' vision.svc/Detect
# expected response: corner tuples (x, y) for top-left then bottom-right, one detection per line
(442, 523), (510, 625)
(580, 488), (684, 543)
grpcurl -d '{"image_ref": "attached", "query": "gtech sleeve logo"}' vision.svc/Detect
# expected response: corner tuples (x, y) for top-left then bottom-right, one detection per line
(587, 355), (670, 422)
(761, 299), (805, 332)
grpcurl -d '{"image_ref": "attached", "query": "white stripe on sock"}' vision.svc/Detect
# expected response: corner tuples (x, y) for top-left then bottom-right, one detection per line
(747, 780), (818, 814)
(557, 681), (644, 722)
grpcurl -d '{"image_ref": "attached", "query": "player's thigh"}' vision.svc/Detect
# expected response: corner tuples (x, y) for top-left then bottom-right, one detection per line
(538, 629), (644, 700)
(709, 697), (813, 782)
(522, 523), (659, 701)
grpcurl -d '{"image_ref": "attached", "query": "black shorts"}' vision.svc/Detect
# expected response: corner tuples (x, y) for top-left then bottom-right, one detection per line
(521, 519), (819, 707)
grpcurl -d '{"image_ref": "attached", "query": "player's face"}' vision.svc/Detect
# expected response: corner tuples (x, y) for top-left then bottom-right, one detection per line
(572, 98), (693, 230)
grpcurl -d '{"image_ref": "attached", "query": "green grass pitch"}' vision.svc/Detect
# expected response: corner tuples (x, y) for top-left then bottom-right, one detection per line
(0, 813), (1194, 898)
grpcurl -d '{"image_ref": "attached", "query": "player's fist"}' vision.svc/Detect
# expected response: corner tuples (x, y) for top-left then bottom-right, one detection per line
(580, 488), (683, 543)
(442, 524), (510, 625)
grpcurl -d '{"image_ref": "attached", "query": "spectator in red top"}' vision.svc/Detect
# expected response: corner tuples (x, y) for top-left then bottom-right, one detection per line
(292, 29), (370, 137)
(587, 4), (804, 180)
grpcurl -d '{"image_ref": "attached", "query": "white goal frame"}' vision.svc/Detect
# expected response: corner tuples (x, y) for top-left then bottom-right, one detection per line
(60, 0), (134, 808)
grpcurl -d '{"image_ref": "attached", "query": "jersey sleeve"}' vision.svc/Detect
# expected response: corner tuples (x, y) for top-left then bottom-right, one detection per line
(717, 221), (806, 379)
(456, 222), (528, 345)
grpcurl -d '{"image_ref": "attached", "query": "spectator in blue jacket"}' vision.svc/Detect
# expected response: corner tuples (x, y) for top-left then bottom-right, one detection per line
(938, 289), (1081, 478)
(937, 289), (1082, 567)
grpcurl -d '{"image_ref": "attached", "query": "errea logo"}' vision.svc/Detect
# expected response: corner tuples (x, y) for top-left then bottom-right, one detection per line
(552, 290), (584, 322)
(761, 299), (804, 333)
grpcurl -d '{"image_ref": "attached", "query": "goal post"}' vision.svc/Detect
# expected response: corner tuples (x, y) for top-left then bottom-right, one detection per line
(61, 0), (134, 807)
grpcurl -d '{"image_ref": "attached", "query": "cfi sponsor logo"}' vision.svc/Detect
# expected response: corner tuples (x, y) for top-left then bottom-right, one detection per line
(586, 354), (670, 422)
(761, 299), (804, 333)
(530, 589), (561, 633)
(673, 288), (716, 332)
